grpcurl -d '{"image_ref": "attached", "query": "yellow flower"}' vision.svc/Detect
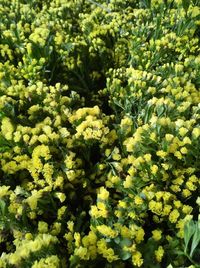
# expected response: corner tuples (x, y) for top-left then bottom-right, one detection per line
(168, 142), (179, 153)
(32, 156), (43, 171)
(89, 230), (97, 244)
(182, 205), (193, 214)
(38, 221), (48, 233)
(149, 132), (156, 142)
(165, 134), (174, 142)
(128, 211), (136, 219)
(169, 209), (180, 223)
(179, 127), (188, 137)
(161, 163), (169, 170)
(98, 187), (109, 200)
(97, 202), (108, 218)
(0, 258), (6, 268)
(149, 200), (162, 215)
(183, 137), (191, 145)
(123, 175), (132, 188)
(90, 205), (100, 218)
(174, 151), (183, 160)
(1, 117), (14, 140)
(134, 196), (143, 205)
(54, 176), (64, 189)
(55, 192), (66, 203)
(74, 247), (88, 260)
(144, 154), (151, 162)
(135, 228), (145, 243)
(170, 184), (181, 193)
(23, 134), (30, 143)
(120, 226), (132, 238)
(112, 152), (121, 161)
(132, 251), (143, 267)
(128, 165), (136, 176)
(82, 231), (97, 247)
(152, 229), (162, 241)
(118, 200), (127, 208)
(25, 233), (33, 240)
(8, 253), (21, 265)
(105, 248), (119, 262)
(120, 116), (133, 133)
(70, 106), (100, 122)
(32, 145), (51, 161)
(67, 221), (74, 232)
(26, 190), (42, 210)
(59, 127), (70, 138)
(189, 175), (198, 183)
(109, 175), (120, 185)
(32, 255), (60, 268)
(38, 134), (49, 143)
(182, 189), (191, 197)
(43, 163), (54, 185)
(186, 181), (197, 191)
(97, 225), (118, 238)
(190, 6), (200, 17)
(151, 165), (158, 175)
(123, 137), (134, 152)
(28, 211), (37, 219)
(57, 206), (67, 220)
(192, 127), (200, 138)
(66, 170), (76, 182)
(74, 232), (81, 247)
(180, 147), (188, 154)
(155, 246), (164, 262)
(97, 238), (107, 254)
(156, 150), (167, 158)
(0, 185), (10, 198)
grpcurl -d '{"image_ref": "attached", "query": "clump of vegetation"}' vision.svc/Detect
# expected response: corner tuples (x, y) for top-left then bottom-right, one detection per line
(0, 0), (200, 267)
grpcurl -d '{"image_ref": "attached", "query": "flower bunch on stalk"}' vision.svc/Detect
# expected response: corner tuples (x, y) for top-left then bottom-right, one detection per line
(0, 0), (200, 267)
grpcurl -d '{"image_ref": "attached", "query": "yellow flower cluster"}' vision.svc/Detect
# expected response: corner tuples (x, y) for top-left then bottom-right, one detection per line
(1, 117), (14, 140)
(97, 239), (119, 263)
(1, 234), (58, 267)
(69, 106), (109, 141)
(0, 0), (199, 267)
(97, 225), (118, 238)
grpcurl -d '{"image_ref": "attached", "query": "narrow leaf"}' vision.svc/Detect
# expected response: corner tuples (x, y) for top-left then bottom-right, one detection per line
(190, 225), (200, 257)
(0, 199), (6, 216)
(184, 220), (195, 252)
(182, 0), (190, 12)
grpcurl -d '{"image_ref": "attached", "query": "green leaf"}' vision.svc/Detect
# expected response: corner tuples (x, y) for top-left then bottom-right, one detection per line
(182, 0), (190, 12)
(184, 220), (196, 252)
(144, 104), (153, 123)
(0, 135), (10, 146)
(0, 134), (12, 152)
(157, 105), (165, 117)
(190, 224), (200, 257)
(119, 238), (132, 247)
(3, 103), (15, 117)
(174, 250), (185, 256)
(114, 237), (120, 244)
(69, 255), (80, 268)
(0, 111), (5, 120)
(0, 146), (10, 152)
(0, 199), (6, 216)
(119, 250), (131, 261)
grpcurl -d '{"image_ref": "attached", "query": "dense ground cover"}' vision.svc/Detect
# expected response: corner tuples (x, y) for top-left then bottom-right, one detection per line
(0, 0), (200, 267)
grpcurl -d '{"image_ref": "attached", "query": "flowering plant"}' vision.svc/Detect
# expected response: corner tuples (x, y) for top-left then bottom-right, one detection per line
(0, 0), (200, 267)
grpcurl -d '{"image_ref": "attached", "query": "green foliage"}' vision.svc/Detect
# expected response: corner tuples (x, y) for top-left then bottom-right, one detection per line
(0, 0), (200, 267)
(183, 219), (200, 266)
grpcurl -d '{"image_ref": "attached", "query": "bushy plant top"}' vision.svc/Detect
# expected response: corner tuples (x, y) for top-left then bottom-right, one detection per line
(0, 0), (200, 267)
